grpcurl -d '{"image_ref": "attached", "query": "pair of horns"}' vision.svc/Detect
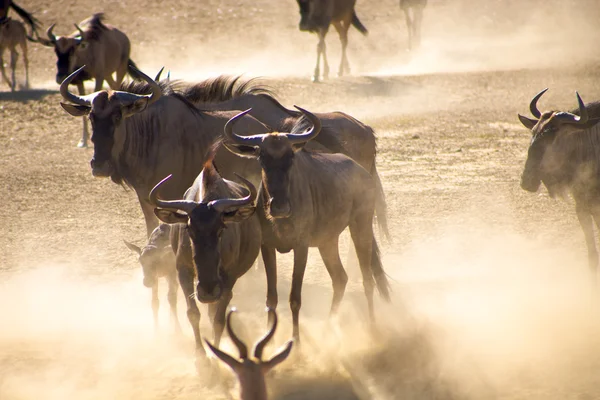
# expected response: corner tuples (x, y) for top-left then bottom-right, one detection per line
(224, 106), (322, 146)
(59, 64), (162, 107)
(523, 88), (589, 125)
(45, 23), (84, 43)
(149, 174), (256, 215)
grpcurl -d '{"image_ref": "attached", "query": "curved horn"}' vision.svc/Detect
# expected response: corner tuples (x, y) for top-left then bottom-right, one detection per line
(224, 109), (265, 147)
(46, 24), (57, 42)
(254, 308), (277, 360)
(529, 88), (548, 119)
(226, 308), (248, 359)
(154, 67), (165, 82)
(149, 175), (197, 214)
(208, 173), (257, 213)
(286, 105), (322, 144)
(60, 66), (93, 106)
(74, 23), (85, 38)
(128, 64), (162, 107)
(554, 92), (590, 125)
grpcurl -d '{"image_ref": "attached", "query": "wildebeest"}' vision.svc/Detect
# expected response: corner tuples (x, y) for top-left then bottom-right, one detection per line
(59, 65), (271, 239)
(399, 0), (427, 50)
(0, 17), (30, 91)
(204, 308), (293, 400)
(37, 13), (140, 147)
(296, 0), (368, 82)
(149, 160), (261, 357)
(0, 1), (40, 36)
(224, 107), (391, 341)
(519, 89), (600, 282)
(185, 76), (389, 239)
(124, 224), (181, 332)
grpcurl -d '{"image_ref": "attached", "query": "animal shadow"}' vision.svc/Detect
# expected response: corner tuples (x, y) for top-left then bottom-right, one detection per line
(0, 88), (58, 102)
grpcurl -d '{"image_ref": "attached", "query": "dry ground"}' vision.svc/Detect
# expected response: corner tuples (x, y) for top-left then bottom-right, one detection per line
(2, 0), (600, 399)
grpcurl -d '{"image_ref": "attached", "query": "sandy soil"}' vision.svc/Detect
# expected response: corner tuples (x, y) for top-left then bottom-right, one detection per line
(2, 0), (600, 399)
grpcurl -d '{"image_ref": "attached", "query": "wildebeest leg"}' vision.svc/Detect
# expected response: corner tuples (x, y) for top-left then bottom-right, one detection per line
(413, 6), (424, 48)
(290, 246), (309, 342)
(209, 287), (233, 348)
(139, 197), (160, 238)
(104, 73), (118, 90)
(313, 29), (330, 83)
(318, 237), (348, 315)
(9, 48), (16, 91)
(115, 65), (127, 87)
(403, 8), (413, 51)
(177, 265), (204, 357)
(151, 282), (159, 330)
(167, 271), (183, 334)
(262, 245), (278, 325)
(577, 205), (598, 279)
(76, 82), (89, 148)
(349, 218), (376, 326)
(19, 39), (28, 89)
(0, 48), (10, 89)
(333, 20), (351, 77)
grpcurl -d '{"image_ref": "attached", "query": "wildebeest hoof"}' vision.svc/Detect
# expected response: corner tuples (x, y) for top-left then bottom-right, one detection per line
(77, 140), (88, 148)
(311, 75), (320, 83)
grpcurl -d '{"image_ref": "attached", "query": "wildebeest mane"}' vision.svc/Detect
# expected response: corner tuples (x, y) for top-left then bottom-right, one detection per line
(80, 13), (108, 41)
(180, 75), (275, 105)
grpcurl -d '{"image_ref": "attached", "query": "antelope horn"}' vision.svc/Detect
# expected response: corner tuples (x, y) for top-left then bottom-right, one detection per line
(47, 23), (57, 42)
(554, 92), (590, 125)
(286, 105), (322, 144)
(127, 64), (162, 107)
(254, 308), (277, 360)
(529, 88), (548, 119)
(224, 109), (265, 147)
(60, 66), (95, 106)
(226, 308), (249, 359)
(74, 23), (85, 38)
(149, 175), (197, 214)
(154, 67), (165, 82)
(208, 173), (257, 213)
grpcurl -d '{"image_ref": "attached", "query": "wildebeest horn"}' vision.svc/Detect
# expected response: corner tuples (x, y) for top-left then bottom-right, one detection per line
(127, 64), (162, 106)
(208, 173), (257, 213)
(149, 175), (197, 214)
(46, 24), (57, 43)
(224, 109), (265, 147)
(286, 105), (322, 144)
(226, 308), (249, 359)
(253, 308), (277, 360)
(154, 67), (165, 82)
(529, 88), (548, 119)
(554, 92), (590, 125)
(60, 66), (95, 106)
(74, 23), (85, 38)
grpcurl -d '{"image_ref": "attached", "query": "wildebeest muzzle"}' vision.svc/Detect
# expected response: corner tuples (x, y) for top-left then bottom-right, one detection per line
(90, 157), (114, 177)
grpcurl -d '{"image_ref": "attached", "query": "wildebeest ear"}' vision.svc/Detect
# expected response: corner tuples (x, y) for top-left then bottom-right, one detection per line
(154, 208), (188, 224)
(123, 240), (142, 255)
(518, 114), (538, 130)
(60, 102), (91, 116)
(222, 205), (256, 223)
(122, 98), (149, 118)
(223, 142), (260, 159)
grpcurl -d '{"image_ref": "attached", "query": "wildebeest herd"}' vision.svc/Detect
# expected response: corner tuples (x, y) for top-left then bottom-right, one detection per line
(3, 0), (600, 399)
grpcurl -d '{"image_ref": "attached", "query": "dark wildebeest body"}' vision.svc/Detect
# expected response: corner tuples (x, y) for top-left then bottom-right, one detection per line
(224, 107), (391, 342)
(399, 0), (427, 51)
(37, 13), (140, 147)
(296, 0), (368, 82)
(0, 17), (30, 91)
(185, 76), (389, 238)
(150, 162), (261, 360)
(59, 66), (272, 241)
(204, 309), (293, 400)
(124, 224), (181, 332)
(519, 89), (600, 287)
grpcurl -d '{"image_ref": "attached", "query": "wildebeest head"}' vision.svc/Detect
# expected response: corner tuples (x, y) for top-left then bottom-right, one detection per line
(296, 0), (331, 32)
(59, 65), (162, 178)
(37, 23), (93, 84)
(518, 89), (598, 194)
(124, 224), (172, 288)
(150, 170), (257, 303)
(223, 106), (322, 219)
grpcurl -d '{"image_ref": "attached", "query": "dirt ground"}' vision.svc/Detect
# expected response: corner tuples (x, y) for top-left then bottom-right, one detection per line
(3, 0), (600, 399)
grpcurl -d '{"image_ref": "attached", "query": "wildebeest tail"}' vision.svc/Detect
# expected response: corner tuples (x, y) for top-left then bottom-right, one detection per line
(371, 239), (391, 302)
(371, 162), (390, 241)
(10, 2), (41, 36)
(127, 59), (145, 81)
(351, 11), (368, 35)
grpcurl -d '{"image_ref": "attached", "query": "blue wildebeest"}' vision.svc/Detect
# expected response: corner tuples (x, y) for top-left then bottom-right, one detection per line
(149, 160), (261, 360)
(204, 308), (293, 400)
(0, 1), (40, 36)
(0, 17), (31, 91)
(37, 13), (141, 147)
(184, 76), (389, 239)
(519, 89), (600, 284)
(399, 0), (427, 50)
(296, 0), (368, 82)
(224, 107), (391, 341)
(124, 224), (181, 332)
